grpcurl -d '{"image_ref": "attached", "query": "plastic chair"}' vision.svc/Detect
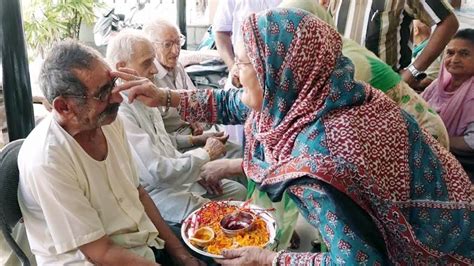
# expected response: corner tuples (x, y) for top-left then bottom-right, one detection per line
(0, 139), (30, 266)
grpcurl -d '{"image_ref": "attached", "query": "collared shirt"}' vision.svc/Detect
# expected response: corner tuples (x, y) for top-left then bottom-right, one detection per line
(213, 0), (282, 45)
(118, 99), (211, 223)
(329, 0), (454, 71)
(154, 61), (197, 149)
(18, 116), (164, 265)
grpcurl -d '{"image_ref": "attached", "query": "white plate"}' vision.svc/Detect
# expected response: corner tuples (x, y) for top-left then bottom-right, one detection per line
(181, 201), (277, 259)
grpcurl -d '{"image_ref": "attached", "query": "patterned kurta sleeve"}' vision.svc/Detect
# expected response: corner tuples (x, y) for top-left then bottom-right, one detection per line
(177, 88), (250, 125)
(274, 182), (387, 265)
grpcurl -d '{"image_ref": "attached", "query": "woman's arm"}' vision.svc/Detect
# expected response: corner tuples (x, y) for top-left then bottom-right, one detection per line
(177, 88), (250, 125)
(113, 71), (249, 125)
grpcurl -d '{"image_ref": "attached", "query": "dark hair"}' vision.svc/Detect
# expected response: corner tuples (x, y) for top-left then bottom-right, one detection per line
(452, 28), (474, 45)
(39, 40), (103, 103)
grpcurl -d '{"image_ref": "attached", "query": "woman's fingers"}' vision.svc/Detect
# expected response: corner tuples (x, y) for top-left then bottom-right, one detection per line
(214, 248), (247, 265)
(127, 85), (158, 105)
(117, 67), (139, 76)
(112, 78), (148, 94)
(111, 70), (142, 82)
(221, 248), (245, 258)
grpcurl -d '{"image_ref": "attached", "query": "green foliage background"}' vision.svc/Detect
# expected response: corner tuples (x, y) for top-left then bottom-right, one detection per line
(23, 0), (102, 57)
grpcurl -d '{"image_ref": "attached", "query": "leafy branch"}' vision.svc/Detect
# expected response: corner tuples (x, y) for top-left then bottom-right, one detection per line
(23, 0), (102, 58)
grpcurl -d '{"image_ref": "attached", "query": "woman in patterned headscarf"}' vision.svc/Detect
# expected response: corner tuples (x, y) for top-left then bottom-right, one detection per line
(119, 8), (472, 265)
(260, 0), (454, 253)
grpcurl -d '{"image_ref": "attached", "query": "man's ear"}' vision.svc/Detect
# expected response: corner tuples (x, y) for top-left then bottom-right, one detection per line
(52, 97), (73, 117)
(116, 61), (127, 70)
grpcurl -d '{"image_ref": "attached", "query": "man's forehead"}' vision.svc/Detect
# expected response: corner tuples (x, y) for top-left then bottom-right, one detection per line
(155, 27), (179, 40)
(132, 41), (155, 60)
(72, 60), (112, 89)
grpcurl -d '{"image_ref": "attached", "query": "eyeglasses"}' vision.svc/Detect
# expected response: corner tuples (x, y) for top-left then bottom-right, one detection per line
(63, 77), (118, 102)
(155, 34), (186, 50)
(234, 57), (252, 69)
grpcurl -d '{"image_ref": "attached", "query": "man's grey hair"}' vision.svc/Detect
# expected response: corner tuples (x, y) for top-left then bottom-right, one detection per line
(39, 40), (102, 103)
(143, 18), (181, 43)
(106, 29), (151, 70)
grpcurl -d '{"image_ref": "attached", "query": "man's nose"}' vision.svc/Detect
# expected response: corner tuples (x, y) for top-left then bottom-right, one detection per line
(171, 43), (180, 54)
(452, 53), (461, 62)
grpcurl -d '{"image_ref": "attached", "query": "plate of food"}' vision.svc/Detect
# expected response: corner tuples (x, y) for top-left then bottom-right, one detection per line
(181, 200), (277, 259)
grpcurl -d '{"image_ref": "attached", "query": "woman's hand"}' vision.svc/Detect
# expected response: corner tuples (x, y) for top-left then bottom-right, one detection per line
(215, 247), (277, 266)
(112, 68), (167, 107)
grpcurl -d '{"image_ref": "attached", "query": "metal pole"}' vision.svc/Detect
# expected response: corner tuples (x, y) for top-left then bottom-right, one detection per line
(0, 0), (35, 141)
(176, 0), (187, 50)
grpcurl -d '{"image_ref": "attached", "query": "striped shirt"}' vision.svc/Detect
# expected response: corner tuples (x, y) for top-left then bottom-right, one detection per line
(329, 0), (454, 71)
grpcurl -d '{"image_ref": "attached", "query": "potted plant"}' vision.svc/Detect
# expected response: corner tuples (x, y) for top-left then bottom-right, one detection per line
(23, 0), (101, 58)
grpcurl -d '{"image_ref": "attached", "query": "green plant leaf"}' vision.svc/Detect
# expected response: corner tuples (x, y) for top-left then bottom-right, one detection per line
(23, 0), (101, 58)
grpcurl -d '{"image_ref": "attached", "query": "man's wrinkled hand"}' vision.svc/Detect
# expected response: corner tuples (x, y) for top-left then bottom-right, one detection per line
(192, 131), (229, 146)
(199, 159), (232, 195)
(197, 178), (223, 196)
(199, 159), (229, 184)
(191, 122), (204, 136)
(203, 137), (226, 161)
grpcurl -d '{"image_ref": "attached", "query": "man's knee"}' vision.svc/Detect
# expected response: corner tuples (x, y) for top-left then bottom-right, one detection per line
(222, 180), (247, 201)
(224, 141), (243, 159)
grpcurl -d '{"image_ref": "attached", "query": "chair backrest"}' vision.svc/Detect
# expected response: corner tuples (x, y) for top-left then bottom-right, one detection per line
(0, 139), (31, 266)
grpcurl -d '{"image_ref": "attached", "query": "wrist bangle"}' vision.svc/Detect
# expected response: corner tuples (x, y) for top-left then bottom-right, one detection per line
(189, 135), (194, 146)
(164, 89), (171, 112)
(272, 250), (285, 266)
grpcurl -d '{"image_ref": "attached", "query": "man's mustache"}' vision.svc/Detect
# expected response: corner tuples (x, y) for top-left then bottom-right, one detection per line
(103, 103), (120, 115)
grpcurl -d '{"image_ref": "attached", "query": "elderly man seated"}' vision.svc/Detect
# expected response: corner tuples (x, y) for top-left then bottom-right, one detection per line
(106, 30), (246, 228)
(18, 40), (203, 265)
(142, 18), (243, 158)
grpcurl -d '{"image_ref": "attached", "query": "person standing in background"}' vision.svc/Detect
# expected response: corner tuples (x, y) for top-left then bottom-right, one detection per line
(212, 0), (283, 146)
(328, 0), (458, 89)
(213, 0), (282, 88)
